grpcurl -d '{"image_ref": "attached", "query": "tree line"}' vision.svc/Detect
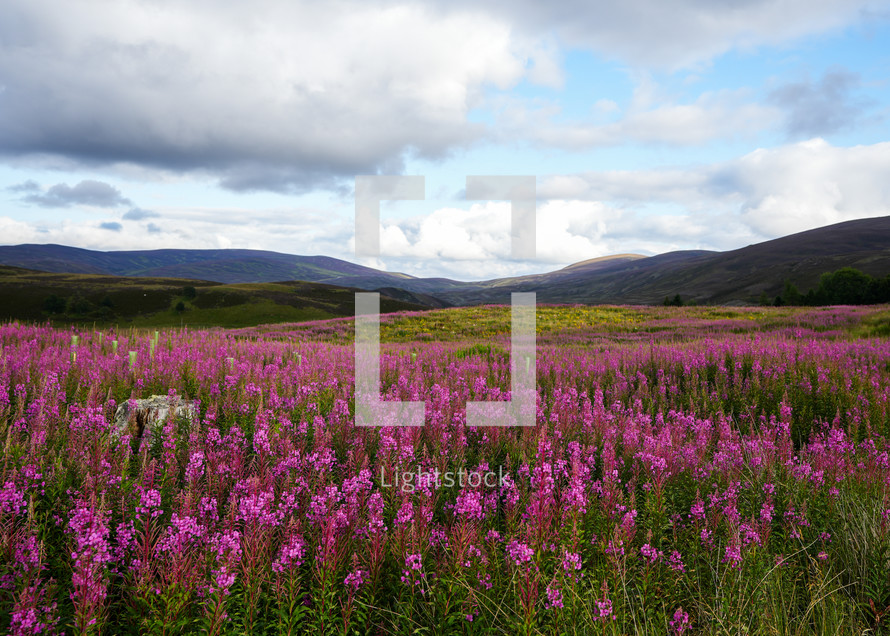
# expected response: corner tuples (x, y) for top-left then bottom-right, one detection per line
(768, 267), (890, 306)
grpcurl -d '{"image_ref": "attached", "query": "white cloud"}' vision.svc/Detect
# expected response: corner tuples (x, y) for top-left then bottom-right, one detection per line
(540, 138), (890, 241)
(729, 138), (890, 236)
(497, 86), (781, 149)
(0, 204), (345, 254)
(4, 135), (890, 281)
(454, 0), (890, 69)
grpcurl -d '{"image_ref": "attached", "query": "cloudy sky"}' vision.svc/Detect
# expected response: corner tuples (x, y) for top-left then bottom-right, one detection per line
(2, 0), (890, 280)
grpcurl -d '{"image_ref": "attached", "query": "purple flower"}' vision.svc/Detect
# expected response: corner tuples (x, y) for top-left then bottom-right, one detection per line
(344, 568), (368, 591)
(722, 542), (742, 569)
(506, 541), (534, 566)
(595, 598), (614, 621)
(670, 607), (690, 634)
(272, 534), (306, 574)
(640, 543), (663, 564)
(405, 553), (423, 571)
(545, 583), (564, 609)
(185, 451), (205, 482)
(0, 481), (27, 516)
(669, 550), (686, 573)
(562, 551), (582, 576)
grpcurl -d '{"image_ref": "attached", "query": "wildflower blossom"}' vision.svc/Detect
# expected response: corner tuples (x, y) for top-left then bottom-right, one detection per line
(670, 607), (690, 634)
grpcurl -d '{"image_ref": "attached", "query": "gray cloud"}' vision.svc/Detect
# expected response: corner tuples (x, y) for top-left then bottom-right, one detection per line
(99, 221), (123, 231)
(6, 180), (40, 193)
(769, 70), (868, 137)
(0, 0), (882, 195)
(0, 1), (525, 194)
(146, 223), (162, 234)
(122, 207), (159, 221)
(22, 180), (132, 208)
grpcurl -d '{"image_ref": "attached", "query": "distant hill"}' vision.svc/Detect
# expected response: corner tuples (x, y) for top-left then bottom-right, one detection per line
(3, 216), (890, 306)
(482, 216), (890, 305)
(0, 243), (423, 283)
(0, 265), (427, 328)
(422, 217), (890, 305)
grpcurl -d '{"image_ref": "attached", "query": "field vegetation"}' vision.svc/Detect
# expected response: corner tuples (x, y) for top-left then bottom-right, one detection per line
(0, 304), (889, 634)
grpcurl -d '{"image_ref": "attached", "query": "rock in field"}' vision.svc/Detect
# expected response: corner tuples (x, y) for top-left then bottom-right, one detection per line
(112, 395), (198, 448)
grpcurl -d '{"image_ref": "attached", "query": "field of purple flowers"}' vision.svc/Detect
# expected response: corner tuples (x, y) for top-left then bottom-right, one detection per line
(1, 304), (890, 635)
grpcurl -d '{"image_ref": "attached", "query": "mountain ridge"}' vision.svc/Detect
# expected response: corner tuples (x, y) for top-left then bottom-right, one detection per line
(3, 216), (890, 306)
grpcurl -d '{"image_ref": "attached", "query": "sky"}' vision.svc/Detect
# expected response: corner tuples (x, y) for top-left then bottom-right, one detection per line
(1, 0), (890, 281)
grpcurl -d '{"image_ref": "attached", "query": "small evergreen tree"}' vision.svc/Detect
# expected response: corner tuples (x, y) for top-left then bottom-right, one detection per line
(43, 294), (67, 314)
(67, 296), (92, 315)
(782, 281), (801, 305)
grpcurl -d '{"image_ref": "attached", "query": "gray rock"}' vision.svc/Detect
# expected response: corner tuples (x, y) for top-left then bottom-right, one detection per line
(112, 395), (198, 448)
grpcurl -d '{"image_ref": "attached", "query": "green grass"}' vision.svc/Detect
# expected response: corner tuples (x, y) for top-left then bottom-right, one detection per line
(127, 300), (335, 329)
(0, 265), (424, 329)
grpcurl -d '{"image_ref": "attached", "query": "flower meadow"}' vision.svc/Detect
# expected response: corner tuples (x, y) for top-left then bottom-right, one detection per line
(1, 304), (890, 635)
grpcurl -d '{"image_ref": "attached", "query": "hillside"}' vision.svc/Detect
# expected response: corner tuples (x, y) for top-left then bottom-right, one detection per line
(0, 244), (435, 287)
(508, 216), (890, 305)
(0, 265), (426, 328)
(3, 216), (890, 306)
(437, 217), (890, 305)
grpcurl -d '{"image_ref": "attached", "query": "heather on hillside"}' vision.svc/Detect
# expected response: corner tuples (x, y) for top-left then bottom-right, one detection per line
(1, 305), (889, 634)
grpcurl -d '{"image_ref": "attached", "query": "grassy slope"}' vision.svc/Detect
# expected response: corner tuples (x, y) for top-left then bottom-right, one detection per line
(4, 216), (890, 307)
(0, 265), (425, 328)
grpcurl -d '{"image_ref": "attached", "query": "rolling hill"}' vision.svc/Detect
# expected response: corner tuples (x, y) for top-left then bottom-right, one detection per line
(0, 265), (427, 328)
(3, 215), (890, 307)
(445, 216), (890, 305)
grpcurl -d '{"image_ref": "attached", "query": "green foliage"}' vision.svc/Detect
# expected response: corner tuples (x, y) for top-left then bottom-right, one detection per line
(830, 492), (890, 630)
(67, 295), (94, 315)
(43, 294), (67, 314)
(778, 267), (890, 306)
(783, 280), (802, 305)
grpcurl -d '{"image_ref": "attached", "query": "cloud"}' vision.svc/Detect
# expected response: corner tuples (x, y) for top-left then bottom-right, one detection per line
(22, 180), (132, 208)
(721, 138), (890, 237)
(5, 180), (40, 193)
(122, 207), (159, 221)
(374, 199), (709, 271)
(99, 221), (123, 231)
(1, 0), (881, 197)
(3, 139), (889, 280)
(768, 70), (870, 138)
(0, 0), (555, 193)
(0, 205), (345, 256)
(540, 138), (890, 241)
(508, 87), (779, 149)
(451, 0), (888, 69)
(380, 139), (890, 276)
